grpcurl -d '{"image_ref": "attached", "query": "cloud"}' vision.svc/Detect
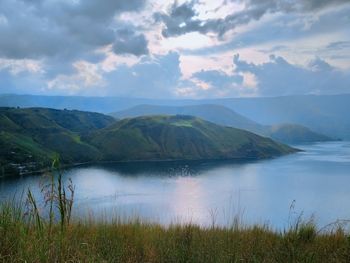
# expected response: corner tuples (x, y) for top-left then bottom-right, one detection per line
(242, 0), (349, 13)
(173, 65), (254, 98)
(0, 58), (43, 75)
(192, 69), (244, 93)
(308, 57), (334, 72)
(184, 69), (250, 97)
(326, 41), (350, 51)
(155, 0), (350, 38)
(177, 53), (350, 98)
(47, 61), (105, 94)
(104, 52), (182, 98)
(0, 0), (349, 99)
(233, 54), (350, 96)
(0, 0), (151, 94)
(0, 52), (183, 97)
(0, 66), (45, 95)
(181, 3), (350, 61)
(193, 70), (243, 86)
(2, 50), (350, 98)
(0, 0), (147, 60)
(297, 0), (350, 11)
(112, 28), (149, 56)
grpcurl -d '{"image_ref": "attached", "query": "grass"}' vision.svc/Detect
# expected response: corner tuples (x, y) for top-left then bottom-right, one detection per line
(2, 203), (350, 262)
(1, 202), (350, 261)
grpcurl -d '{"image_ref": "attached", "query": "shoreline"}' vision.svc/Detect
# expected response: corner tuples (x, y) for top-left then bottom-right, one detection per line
(0, 150), (299, 179)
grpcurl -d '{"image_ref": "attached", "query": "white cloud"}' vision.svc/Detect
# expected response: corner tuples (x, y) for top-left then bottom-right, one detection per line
(48, 61), (105, 93)
(0, 58), (43, 75)
(0, 14), (8, 25)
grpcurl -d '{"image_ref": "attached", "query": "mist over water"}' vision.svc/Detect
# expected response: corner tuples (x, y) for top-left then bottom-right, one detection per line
(1, 141), (350, 229)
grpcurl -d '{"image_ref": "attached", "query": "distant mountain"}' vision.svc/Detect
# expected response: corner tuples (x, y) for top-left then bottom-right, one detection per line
(112, 104), (332, 144)
(0, 108), (296, 176)
(1, 94), (348, 139)
(86, 115), (296, 162)
(113, 104), (265, 134)
(267, 124), (331, 144)
(0, 94), (164, 113)
(210, 94), (350, 140)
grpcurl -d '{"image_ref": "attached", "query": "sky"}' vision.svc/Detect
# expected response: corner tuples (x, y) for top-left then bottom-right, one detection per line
(0, 0), (349, 99)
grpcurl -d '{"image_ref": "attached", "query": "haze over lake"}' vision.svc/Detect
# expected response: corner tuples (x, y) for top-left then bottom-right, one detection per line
(1, 141), (349, 229)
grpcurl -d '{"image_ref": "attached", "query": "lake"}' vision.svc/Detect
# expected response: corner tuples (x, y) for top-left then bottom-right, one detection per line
(1, 141), (350, 229)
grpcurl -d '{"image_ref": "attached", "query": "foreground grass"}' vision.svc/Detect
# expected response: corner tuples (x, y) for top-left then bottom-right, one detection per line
(2, 164), (350, 262)
(1, 202), (350, 263)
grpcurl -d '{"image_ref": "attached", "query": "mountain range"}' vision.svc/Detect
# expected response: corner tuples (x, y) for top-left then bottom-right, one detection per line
(112, 104), (331, 144)
(0, 107), (296, 177)
(0, 94), (348, 139)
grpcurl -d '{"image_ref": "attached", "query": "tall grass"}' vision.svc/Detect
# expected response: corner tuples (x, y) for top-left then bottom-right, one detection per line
(1, 206), (350, 262)
(1, 161), (350, 262)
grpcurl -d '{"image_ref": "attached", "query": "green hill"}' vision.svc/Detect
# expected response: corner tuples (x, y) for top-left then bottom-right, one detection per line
(112, 104), (265, 134)
(0, 108), (297, 177)
(0, 107), (115, 175)
(112, 104), (332, 144)
(87, 115), (296, 161)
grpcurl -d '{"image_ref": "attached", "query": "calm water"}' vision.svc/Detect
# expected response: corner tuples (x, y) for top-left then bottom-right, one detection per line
(1, 141), (350, 229)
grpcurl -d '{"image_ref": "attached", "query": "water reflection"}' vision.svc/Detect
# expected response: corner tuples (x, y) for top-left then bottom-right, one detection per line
(1, 141), (350, 229)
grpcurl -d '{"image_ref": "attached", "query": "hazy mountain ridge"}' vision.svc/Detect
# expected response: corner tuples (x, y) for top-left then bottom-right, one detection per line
(267, 124), (331, 144)
(211, 94), (350, 140)
(112, 104), (332, 144)
(1, 94), (348, 139)
(0, 108), (296, 176)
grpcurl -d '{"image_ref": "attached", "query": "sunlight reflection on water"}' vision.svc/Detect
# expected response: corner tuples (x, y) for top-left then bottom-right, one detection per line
(1, 141), (350, 229)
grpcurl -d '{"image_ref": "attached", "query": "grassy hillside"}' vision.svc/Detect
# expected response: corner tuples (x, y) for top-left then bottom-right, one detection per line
(0, 108), (296, 176)
(113, 104), (265, 134)
(0, 131), (54, 175)
(87, 115), (296, 161)
(0, 108), (115, 176)
(0, 107), (115, 133)
(112, 104), (332, 144)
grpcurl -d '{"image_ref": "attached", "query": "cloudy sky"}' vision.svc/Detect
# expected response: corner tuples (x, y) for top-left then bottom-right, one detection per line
(0, 0), (349, 98)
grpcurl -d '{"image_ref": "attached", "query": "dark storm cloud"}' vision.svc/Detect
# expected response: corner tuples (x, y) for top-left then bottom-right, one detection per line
(112, 29), (149, 56)
(155, 0), (350, 38)
(0, 0), (147, 60)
